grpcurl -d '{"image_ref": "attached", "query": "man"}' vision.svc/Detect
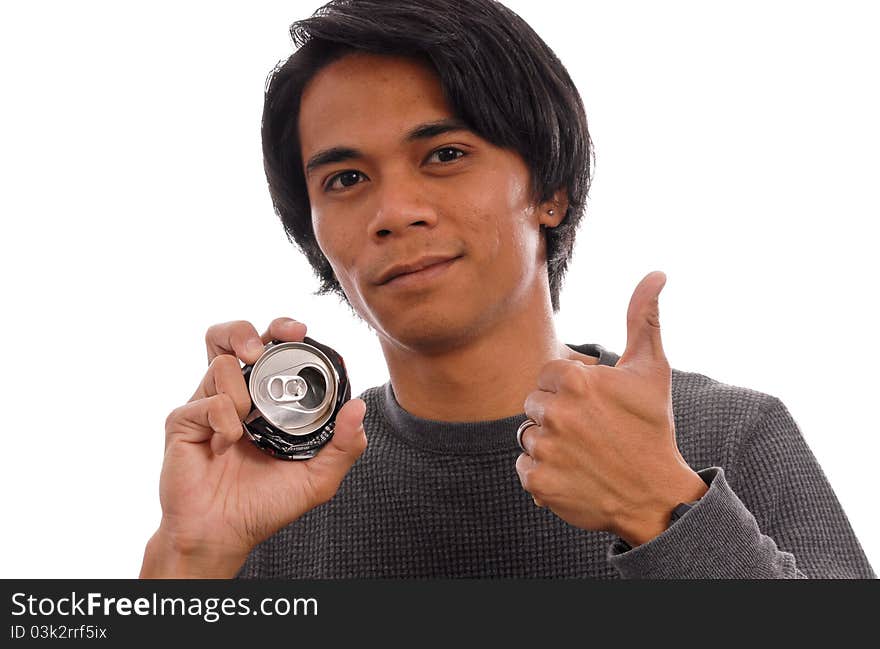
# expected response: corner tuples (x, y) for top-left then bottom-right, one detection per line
(140, 0), (875, 578)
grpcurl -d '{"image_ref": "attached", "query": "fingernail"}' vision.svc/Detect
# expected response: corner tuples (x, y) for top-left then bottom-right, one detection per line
(284, 319), (301, 329)
(246, 338), (264, 355)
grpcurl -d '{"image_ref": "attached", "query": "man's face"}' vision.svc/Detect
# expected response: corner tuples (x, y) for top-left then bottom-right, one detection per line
(298, 52), (559, 352)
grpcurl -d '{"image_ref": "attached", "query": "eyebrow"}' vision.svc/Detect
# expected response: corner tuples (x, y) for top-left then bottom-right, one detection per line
(304, 117), (472, 178)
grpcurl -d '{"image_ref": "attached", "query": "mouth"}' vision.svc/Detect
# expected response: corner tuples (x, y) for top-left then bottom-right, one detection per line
(377, 254), (462, 287)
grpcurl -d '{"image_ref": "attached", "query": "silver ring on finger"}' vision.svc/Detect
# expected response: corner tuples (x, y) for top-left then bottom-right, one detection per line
(516, 417), (539, 454)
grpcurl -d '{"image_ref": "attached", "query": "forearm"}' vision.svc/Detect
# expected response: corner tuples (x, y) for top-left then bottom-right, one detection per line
(608, 392), (878, 580)
(608, 468), (811, 579)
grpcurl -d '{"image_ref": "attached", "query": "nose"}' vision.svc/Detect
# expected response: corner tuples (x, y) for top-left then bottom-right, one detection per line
(369, 174), (438, 240)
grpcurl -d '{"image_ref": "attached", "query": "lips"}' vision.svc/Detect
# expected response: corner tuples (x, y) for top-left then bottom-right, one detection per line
(376, 254), (462, 285)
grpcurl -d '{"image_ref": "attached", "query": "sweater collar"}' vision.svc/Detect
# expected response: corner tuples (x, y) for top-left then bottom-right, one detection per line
(379, 343), (619, 455)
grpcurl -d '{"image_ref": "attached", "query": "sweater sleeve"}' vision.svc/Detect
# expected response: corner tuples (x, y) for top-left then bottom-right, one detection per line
(606, 397), (876, 579)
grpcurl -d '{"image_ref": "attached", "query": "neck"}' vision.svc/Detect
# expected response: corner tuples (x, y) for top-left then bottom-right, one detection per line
(378, 287), (592, 422)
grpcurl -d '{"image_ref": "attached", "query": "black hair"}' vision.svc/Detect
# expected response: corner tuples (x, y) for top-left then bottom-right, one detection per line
(262, 0), (593, 312)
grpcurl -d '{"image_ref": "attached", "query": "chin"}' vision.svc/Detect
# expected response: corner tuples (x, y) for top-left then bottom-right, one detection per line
(350, 271), (506, 351)
(378, 299), (505, 355)
(367, 304), (462, 351)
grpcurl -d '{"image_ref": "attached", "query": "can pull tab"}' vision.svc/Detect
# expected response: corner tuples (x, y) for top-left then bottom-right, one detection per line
(266, 374), (309, 403)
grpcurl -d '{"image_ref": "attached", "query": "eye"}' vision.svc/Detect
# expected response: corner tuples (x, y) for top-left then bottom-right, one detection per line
(426, 147), (466, 164)
(324, 170), (366, 192)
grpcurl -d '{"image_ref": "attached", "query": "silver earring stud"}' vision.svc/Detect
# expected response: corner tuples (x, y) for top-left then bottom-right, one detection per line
(548, 209), (555, 216)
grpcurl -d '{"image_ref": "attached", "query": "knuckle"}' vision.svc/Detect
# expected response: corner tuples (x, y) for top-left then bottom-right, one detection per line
(541, 403), (562, 431)
(267, 316), (306, 343)
(205, 321), (226, 341)
(526, 467), (546, 496)
(206, 355), (252, 418)
(559, 364), (586, 392)
(523, 392), (543, 418)
(527, 437), (543, 461)
(164, 406), (182, 431)
(204, 323), (220, 343)
(215, 391), (236, 411)
(533, 436), (557, 462)
(211, 353), (241, 373)
(518, 469), (532, 492)
(540, 359), (565, 382)
(209, 392), (236, 424)
(229, 319), (252, 330)
(205, 320), (251, 346)
(537, 361), (559, 389)
(515, 453), (530, 478)
(229, 319), (255, 337)
(270, 316), (297, 329)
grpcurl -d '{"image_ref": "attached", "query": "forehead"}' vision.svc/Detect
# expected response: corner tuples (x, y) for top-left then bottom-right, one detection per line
(298, 53), (455, 157)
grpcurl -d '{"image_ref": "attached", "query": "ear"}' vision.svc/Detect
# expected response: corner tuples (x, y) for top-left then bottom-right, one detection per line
(537, 188), (569, 229)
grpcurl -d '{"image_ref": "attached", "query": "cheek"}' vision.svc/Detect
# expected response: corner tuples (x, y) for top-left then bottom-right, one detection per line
(460, 169), (535, 260)
(312, 211), (357, 287)
(313, 206), (352, 262)
(312, 211), (379, 318)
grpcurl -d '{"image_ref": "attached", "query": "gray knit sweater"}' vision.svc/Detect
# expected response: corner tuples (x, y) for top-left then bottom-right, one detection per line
(236, 343), (875, 579)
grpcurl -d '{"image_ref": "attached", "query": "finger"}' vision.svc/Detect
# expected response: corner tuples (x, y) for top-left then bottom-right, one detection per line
(260, 317), (308, 346)
(165, 393), (246, 455)
(517, 420), (540, 457)
(515, 451), (537, 490)
(523, 390), (555, 429)
(205, 320), (265, 365)
(188, 354), (252, 418)
(302, 398), (368, 500)
(618, 270), (668, 367)
(314, 398), (368, 464)
(516, 452), (548, 507)
(536, 358), (587, 394)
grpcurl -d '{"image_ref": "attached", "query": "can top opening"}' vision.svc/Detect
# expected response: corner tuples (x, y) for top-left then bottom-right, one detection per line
(248, 342), (339, 435)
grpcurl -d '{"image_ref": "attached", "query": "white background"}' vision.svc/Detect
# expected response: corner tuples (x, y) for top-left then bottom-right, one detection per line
(1, 1), (876, 577)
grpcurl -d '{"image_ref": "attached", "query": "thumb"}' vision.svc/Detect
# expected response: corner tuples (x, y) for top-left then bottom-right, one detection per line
(306, 398), (368, 479)
(618, 270), (668, 367)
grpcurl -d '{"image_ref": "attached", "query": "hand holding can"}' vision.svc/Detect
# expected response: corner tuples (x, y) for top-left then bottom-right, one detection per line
(140, 317), (367, 578)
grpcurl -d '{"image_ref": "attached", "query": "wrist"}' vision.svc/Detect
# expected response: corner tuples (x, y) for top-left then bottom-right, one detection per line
(139, 526), (250, 579)
(612, 466), (709, 548)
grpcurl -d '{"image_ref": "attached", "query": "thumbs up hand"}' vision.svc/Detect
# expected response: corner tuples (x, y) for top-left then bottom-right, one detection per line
(516, 271), (708, 548)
